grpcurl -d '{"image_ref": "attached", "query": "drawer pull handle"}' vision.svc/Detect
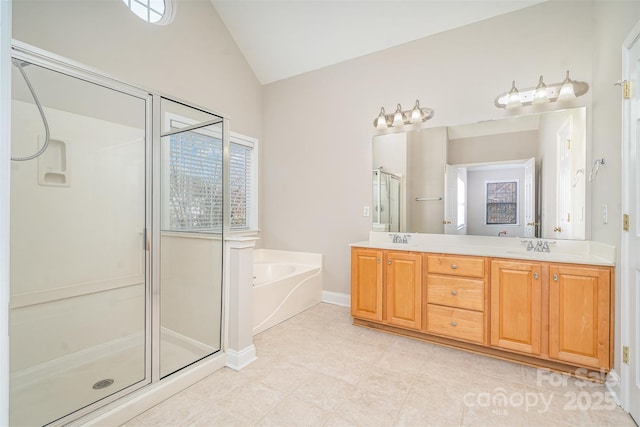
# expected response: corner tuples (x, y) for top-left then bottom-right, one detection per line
(451, 290), (458, 296)
(450, 264), (458, 269)
(534, 272), (539, 280)
(450, 321), (457, 327)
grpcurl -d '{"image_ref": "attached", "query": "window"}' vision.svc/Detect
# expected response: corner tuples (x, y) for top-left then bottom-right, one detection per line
(228, 135), (257, 231)
(121, 0), (174, 25)
(165, 119), (257, 233)
(168, 130), (223, 231)
(486, 181), (518, 225)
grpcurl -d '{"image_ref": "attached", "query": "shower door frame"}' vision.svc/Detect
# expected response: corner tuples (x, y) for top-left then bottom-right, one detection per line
(8, 41), (230, 426)
(9, 41), (154, 425)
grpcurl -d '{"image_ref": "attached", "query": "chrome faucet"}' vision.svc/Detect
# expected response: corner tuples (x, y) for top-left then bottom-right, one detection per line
(521, 239), (534, 251)
(498, 230), (507, 237)
(390, 233), (410, 244)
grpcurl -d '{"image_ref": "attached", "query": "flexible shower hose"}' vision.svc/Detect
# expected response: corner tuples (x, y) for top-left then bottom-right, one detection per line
(11, 59), (50, 162)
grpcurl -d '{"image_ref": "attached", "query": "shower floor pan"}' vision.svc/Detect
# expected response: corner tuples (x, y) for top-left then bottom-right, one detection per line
(10, 329), (215, 426)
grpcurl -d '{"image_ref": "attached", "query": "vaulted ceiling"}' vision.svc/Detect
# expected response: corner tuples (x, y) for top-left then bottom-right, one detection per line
(211, 0), (546, 84)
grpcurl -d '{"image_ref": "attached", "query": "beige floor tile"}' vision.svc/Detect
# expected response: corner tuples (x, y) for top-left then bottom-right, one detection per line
(240, 355), (312, 394)
(188, 367), (250, 402)
(310, 349), (375, 385)
(394, 404), (461, 427)
(375, 348), (427, 376)
(322, 415), (358, 427)
(335, 388), (403, 427)
(123, 304), (636, 427)
(180, 405), (247, 427)
(406, 376), (466, 423)
(134, 389), (205, 426)
(357, 369), (415, 404)
(292, 372), (357, 412)
(469, 354), (524, 383)
(213, 380), (286, 423)
(255, 395), (331, 427)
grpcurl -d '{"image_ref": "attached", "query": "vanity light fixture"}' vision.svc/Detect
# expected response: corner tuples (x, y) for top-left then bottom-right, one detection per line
(495, 71), (588, 109)
(373, 99), (434, 128)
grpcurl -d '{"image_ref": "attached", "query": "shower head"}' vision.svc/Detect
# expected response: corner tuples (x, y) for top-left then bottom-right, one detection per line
(12, 58), (31, 68)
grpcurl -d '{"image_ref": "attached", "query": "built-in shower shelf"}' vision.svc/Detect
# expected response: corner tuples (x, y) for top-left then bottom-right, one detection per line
(38, 138), (69, 187)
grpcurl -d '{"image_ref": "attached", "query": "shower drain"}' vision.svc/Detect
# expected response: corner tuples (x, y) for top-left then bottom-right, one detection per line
(92, 379), (115, 390)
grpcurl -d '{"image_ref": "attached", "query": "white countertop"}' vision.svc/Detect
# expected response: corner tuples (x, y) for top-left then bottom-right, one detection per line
(351, 232), (615, 266)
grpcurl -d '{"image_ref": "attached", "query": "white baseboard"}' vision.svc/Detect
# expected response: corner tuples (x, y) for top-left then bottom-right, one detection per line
(606, 368), (623, 406)
(322, 291), (350, 307)
(225, 345), (257, 371)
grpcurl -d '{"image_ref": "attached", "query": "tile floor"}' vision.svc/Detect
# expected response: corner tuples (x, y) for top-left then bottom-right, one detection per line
(123, 303), (637, 426)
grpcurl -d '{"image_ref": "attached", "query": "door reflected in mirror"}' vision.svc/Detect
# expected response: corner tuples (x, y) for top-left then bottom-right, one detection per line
(372, 107), (586, 240)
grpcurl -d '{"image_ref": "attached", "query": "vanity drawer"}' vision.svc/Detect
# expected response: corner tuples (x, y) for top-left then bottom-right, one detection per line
(427, 276), (484, 311)
(426, 255), (484, 278)
(426, 304), (484, 344)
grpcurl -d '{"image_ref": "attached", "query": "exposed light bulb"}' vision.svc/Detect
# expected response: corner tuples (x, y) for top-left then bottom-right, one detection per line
(410, 100), (423, 123)
(558, 70), (576, 101)
(374, 107), (388, 129)
(532, 75), (550, 105)
(392, 104), (406, 127)
(505, 81), (522, 109)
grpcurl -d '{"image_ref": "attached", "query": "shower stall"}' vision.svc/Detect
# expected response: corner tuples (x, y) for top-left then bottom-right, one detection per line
(372, 169), (401, 232)
(8, 43), (227, 426)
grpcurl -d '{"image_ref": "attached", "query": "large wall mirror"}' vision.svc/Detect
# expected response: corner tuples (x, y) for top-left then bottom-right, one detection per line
(372, 107), (586, 240)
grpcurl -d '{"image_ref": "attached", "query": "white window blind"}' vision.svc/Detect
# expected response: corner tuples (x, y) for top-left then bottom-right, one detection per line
(169, 131), (223, 232)
(168, 128), (255, 232)
(229, 142), (252, 230)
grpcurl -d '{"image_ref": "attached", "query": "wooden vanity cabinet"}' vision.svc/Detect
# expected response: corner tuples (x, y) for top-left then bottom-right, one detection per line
(351, 246), (613, 374)
(386, 251), (422, 329)
(549, 264), (611, 369)
(425, 254), (488, 345)
(350, 247), (383, 321)
(490, 260), (542, 355)
(350, 247), (422, 329)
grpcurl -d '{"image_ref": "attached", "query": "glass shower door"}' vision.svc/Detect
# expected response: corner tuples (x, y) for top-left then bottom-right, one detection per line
(159, 98), (224, 378)
(9, 60), (149, 425)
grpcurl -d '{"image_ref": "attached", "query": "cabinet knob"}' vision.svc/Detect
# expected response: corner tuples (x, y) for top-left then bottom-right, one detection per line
(443, 220), (451, 225)
(450, 264), (458, 269)
(377, 258), (380, 264)
(388, 260), (392, 265)
(553, 274), (558, 282)
(451, 290), (458, 296)
(554, 226), (562, 232)
(450, 321), (457, 327)
(534, 272), (539, 280)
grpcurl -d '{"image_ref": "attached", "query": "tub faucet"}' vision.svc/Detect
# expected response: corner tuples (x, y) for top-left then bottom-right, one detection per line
(498, 230), (507, 237)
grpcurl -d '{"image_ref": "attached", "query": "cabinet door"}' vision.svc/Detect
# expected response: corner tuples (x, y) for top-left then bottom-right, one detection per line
(549, 265), (611, 369)
(351, 248), (383, 321)
(490, 260), (542, 355)
(386, 251), (422, 330)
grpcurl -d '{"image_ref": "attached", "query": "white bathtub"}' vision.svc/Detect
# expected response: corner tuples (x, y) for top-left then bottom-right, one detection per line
(252, 249), (323, 335)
